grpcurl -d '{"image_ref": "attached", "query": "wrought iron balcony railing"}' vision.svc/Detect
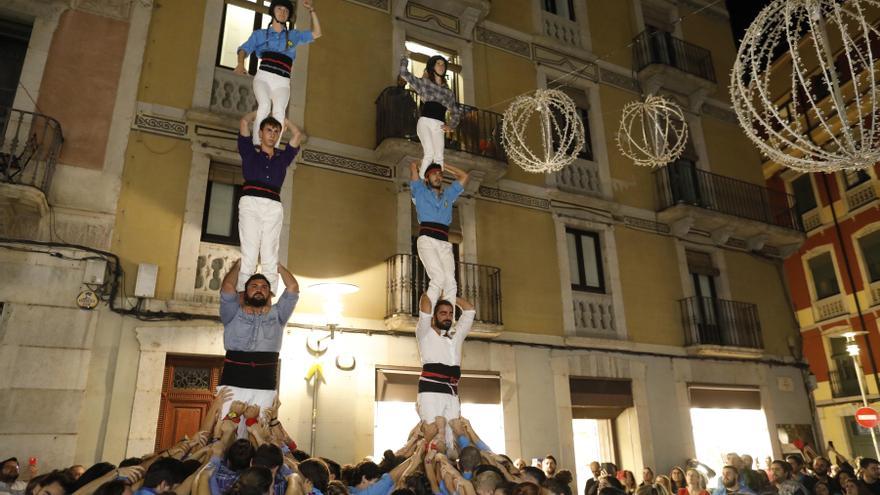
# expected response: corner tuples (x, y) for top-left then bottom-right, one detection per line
(829, 368), (861, 398)
(632, 30), (716, 83)
(0, 107), (63, 193)
(655, 162), (804, 232)
(679, 296), (763, 349)
(375, 87), (506, 162)
(386, 253), (502, 326)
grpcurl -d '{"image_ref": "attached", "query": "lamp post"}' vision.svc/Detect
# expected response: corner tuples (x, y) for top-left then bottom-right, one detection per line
(844, 331), (880, 459)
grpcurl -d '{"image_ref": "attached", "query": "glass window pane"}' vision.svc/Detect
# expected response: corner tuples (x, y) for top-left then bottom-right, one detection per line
(567, 232), (582, 286)
(580, 234), (600, 288)
(404, 40), (463, 104)
(219, 4), (258, 68)
(843, 169), (870, 189)
(859, 231), (880, 282)
(205, 182), (236, 237)
(792, 175), (817, 214)
(808, 252), (840, 299)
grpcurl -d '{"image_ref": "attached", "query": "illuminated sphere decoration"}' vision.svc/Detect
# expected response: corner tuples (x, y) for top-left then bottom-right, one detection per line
(730, 0), (880, 172)
(501, 89), (586, 173)
(616, 95), (689, 168)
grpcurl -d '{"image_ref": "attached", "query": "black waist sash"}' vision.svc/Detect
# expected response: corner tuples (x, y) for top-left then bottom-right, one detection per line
(418, 222), (450, 242)
(421, 101), (447, 123)
(259, 51), (292, 78)
(418, 362), (461, 396)
(220, 351), (279, 390)
(241, 181), (281, 202)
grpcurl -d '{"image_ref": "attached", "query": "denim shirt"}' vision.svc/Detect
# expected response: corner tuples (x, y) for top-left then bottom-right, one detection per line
(220, 291), (299, 352)
(239, 28), (314, 61)
(410, 179), (464, 226)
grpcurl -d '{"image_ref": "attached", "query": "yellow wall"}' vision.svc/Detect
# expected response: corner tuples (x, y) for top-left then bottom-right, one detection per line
(601, 85), (658, 210)
(701, 117), (765, 184)
(475, 201), (563, 335)
(111, 133), (191, 299)
(288, 166), (396, 320)
(680, 6), (736, 102)
(723, 251), (798, 357)
(615, 228), (685, 346)
(137, 0), (206, 108)
(587, 0), (635, 68)
(485, 0), (535, 35)
(303, 1), (392, 149)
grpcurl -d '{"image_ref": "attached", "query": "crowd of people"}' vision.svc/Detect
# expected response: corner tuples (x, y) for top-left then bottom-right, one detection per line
(2, 388), (878, 495)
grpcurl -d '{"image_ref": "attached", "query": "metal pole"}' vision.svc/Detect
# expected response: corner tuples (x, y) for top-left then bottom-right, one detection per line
(851, 350), (880, 459)
(310, 376), (320, 456)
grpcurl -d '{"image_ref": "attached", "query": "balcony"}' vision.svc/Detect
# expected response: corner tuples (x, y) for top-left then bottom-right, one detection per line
(0, 107), (63, 240)
(385, 253), (502, 333)
(632, 30), (716, 96)
(541, 10), (582, 49)
(655, 162), (805, 250)
(572, 291), (616, 337)
(680, 296), (764, 354)
(829, 368), (861, 398)
(375, 87), (507, 183)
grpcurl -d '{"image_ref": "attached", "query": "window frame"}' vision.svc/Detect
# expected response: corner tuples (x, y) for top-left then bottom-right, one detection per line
(200, 179), (243, 246)
(857, 228), (880, 285)
(841, 169), (871, 190)
(791, 174), (818, 215)
(215, 0), (271, 75)
(807, 251), (842, 301)
(542, 0), (576, 21)
(404, 38), (464, 104)
(566, 227), (605, 293)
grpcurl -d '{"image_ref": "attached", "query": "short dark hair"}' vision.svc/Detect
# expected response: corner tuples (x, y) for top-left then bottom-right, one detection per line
(118, 458), (142, 468)
(513, 482), (541, 495)
(245, 274), (271, 291)
(259, 117), (282, 131)
(35, 471), (73, 495)
(326, 480), (350, 495)
(252, 444), (284, 470)
(226, 439), (256, 471)
(73, 463), (116, 492)
(459, 446), (482, 473)
(544, 455), (557, 463)
(94, 480), (128, 495)
(391, 490), (416, 495)
(523, 467), (547, 485)
(292, 450), (311, 462)
(545, 477), (572, 495)
(403, 472), (432, 495)
(861, 458), (880, 469)
(554, 470), (573, 485)
(143, 458), (185, 489)
(770, 461), (791, 477)
(474, 470), (503, 494)
(433, 300), (454, 317)
(228, 466), (273, 495)
(340, 464), (357, 487)
(299, 458), (331, 493)
(354, 461), (382, 484)
(723, 465), (740, 475)
(321, 458), (341, 481)
(785, 455), (804, 467)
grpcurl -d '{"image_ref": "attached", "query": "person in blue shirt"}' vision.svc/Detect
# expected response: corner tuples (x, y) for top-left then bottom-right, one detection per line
(409, 161), (469, 311)
(235, 0), (323, 145)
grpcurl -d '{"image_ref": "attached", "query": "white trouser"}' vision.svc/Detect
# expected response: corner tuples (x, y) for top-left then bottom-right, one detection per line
(416, 116), (445, 178)
(417, 391), (461, 458)
(217, 385), (277, 439)
(238, 196), (284, 292)
(252, 69), (290, 146)
(417, 235), (457, 308)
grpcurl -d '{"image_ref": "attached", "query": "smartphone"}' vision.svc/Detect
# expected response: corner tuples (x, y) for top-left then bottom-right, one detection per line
(28, 457), (36, 466)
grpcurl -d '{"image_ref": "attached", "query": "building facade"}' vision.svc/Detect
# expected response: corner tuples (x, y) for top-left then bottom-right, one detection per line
(0, 0), (814, 484)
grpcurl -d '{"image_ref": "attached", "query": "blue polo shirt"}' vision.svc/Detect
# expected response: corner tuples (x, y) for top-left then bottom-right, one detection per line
(239, 28), (314, 61)
(411, 179), (463, 226)
(349, 473), (394, 495)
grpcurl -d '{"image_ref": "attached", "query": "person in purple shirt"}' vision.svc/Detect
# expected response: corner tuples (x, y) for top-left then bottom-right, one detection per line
(236, 111), (303, 293)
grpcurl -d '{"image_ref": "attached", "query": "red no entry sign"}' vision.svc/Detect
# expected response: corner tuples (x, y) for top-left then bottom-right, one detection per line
(856, 407), (880, 428)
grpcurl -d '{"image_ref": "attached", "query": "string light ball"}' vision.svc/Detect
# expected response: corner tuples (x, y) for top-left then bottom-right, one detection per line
(730, 0), (880, 172)
(616, 95), (689, 168)
(501, 89), (586, 173)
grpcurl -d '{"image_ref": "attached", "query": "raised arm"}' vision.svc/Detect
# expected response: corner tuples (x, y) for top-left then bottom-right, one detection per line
(420, 293), (432, 314)
(240, 111), (256, 137)
(410, 161), (420, 182)
(456, 296), (474, 312)
(284, 119), (305, 148)
(277, 263), (300, 294)
(444, 163), (469, 188)
(221, 259), (241, 295)
(303, 0), (321, 39)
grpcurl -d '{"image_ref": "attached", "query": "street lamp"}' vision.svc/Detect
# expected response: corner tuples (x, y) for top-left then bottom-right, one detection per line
(843, 330), (880, 458)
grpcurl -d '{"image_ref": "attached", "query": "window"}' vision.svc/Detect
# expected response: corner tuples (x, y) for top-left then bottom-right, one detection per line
(792, 175), (817, 215)
(808, 252), (840, 300)
(216, 0), (273, 74)
(842, 169), (871, 190)
(566, 228), (604, 292)
(542, 0), (576, 21)
(858, 231), (880, 283)
(202, 162), (243, 245)
(0, 18), (33, 110)
(550, 87), (593, 161)
(404, 39), (464, 104)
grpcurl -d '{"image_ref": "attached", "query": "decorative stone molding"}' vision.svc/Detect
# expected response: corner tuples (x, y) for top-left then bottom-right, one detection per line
(343, 0), (390, 12)
(134, 113), (188, 139)
(669, 216), (695, 237)
(475, 26), (531, 59)
(599, 67), (640, 93)
(300, 149), (392, 179)
(623, 215), (670, 234)
(73, 0), (141, 20)
(211, 68), (257, 117)
(405, 2), (460, 34)
(572, 291), (616, 336)
(846, 181), (878, 211)
(478, 186), (551, 210)
(552, 160), (602, 197)
(533, 45), (599, 82)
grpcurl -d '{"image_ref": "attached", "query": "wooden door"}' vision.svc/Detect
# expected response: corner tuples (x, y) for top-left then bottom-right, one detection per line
(155, 355), (224, 452)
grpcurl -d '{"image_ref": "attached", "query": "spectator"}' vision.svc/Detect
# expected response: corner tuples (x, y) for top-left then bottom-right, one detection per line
(0, 458), (26, 495)
(543, 456), (558, 479)
(65, 467), (84, 483)
(786, 455), (816, 494)
(622, 471), (637, 495)
(713, 466), (755, 495)
(859, 458), (880, 495)
(656, 476), (673, 495)
(740, 456), (760, 493)
(769, 460), (806, 495)
(585, 463), (602, 495)
(514, 460), (527, 472)
(642, 469), (655, 487)
(814, 457), (842, 495)
(670, 468), (686, 493)
(680, 468), (708, 495)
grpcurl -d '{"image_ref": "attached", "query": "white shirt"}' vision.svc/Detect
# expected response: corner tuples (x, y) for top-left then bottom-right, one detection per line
(416, 310), (476, 366)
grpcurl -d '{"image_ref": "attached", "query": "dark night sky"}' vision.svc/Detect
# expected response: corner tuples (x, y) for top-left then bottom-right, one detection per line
(725, 0), (772, 47)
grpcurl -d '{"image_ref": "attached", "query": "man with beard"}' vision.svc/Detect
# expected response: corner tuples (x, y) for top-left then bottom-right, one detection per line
(768, 461), (805, 495)
(584, 462), (602, 495)
(416, 292), (475, 457)
(712, 466), (756, 495)
(812, 457), (841, 495)
(218, 259), (299, 425)
(0, 458), (26, 495)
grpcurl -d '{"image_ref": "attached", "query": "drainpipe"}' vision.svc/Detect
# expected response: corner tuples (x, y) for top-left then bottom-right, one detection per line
(819, 173), (880, 393)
